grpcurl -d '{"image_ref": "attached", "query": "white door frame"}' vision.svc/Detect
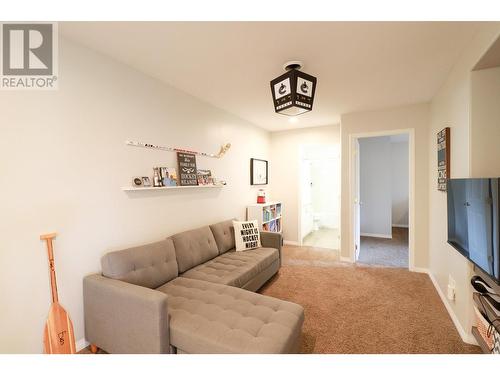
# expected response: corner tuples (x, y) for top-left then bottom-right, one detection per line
(348, 128), (416, 271)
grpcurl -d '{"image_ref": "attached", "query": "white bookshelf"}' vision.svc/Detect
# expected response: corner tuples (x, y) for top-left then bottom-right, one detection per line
(247, 201), (282, 233)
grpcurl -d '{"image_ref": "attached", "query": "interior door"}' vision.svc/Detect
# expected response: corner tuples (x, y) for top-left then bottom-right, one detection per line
(353, 138), (361, 261)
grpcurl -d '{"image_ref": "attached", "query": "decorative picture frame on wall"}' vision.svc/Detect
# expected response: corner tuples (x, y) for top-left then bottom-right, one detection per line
(250, 158), (268, 185)
(437, 127), (450, 191)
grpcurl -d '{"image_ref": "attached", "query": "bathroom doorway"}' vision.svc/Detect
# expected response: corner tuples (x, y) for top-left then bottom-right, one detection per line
(299, 144), (340, 250)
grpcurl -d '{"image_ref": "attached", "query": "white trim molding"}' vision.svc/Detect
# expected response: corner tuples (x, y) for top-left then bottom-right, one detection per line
(426, 271), (477, 345)
(360, 232), (392, 239)
(283, 240), (300, 246)
(76, 338), (89, 352)
(409, 266), (429, 274)
(340, 256), (353, 263)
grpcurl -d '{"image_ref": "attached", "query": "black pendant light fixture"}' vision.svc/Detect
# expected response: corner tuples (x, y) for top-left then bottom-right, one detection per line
(270, 61), (317, 116)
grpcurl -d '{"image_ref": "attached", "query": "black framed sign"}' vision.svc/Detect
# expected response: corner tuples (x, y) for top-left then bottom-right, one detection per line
(177, 152), (198, 186)
(250, 158), (268, 185)
(437, 127), (450, 191)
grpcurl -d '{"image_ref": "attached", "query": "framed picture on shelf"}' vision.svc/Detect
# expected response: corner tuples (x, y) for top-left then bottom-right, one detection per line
(141, 176), (151, 187)
(197, 169), (213, 185)
(160, 167), (178, 186)
(250, 158), (268, 185)
(133, 177), (143, 187)
(177, 152), (198, 186)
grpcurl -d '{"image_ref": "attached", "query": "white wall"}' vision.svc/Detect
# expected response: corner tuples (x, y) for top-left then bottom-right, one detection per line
(0, 38), (271, 353)
(428, 26), (500, 343)
(471, 66), (500, 176)
(359, 137), (392, 237)
(270, 125), (340, 243)
(340, 103), (429, 268)
(391, 140), (409, 227)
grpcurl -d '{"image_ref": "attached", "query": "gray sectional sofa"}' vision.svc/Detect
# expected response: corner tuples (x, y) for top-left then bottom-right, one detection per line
(83, 219), (304, 354)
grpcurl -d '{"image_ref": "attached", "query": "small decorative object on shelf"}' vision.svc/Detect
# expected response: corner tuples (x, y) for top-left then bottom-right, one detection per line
(133, 177), (143, 187)
(257, 189), (266, 204)
(197, 169), (213, 185)
(153, 167), (162, 187)
(247, 201), (282, 233)
(141, 176), (151, 187)
(177, 152), (198, 186)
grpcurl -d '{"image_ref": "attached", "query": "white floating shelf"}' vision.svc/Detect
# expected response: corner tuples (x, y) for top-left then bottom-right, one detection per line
(122, 184), (225, 191)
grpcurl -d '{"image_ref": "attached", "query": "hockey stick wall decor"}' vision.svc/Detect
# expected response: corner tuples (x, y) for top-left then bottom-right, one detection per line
(125, 140), (231, 159)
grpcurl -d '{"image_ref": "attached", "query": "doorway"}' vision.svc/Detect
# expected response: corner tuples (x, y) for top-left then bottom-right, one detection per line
(349, 129), (415, 269)
(299, 144), (340, 250)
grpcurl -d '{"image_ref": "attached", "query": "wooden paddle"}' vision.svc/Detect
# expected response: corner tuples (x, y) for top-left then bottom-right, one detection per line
(40, 233), (76, 354)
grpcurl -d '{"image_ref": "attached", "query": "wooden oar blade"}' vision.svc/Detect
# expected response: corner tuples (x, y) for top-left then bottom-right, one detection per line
(43, 302), (76, 354)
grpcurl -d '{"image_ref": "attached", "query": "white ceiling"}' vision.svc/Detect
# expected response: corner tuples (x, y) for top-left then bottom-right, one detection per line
(60, 22), (485, 132)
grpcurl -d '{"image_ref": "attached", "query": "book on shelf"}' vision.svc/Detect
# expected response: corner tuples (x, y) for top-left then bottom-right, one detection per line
(276, 203), (282, 216)
(263, 208), (272, 222)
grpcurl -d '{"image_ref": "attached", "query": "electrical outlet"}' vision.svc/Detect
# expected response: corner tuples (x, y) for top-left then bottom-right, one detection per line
(447, 275), (456, 301)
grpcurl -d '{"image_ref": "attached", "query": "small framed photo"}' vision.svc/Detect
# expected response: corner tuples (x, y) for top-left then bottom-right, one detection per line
(250, 158), (268, 185)
(141, 176), (151, 187)
(133, 177), (143, 187)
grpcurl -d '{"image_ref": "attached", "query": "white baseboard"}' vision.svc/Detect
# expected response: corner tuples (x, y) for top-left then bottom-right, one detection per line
(426, 271), (477, 345)
(76, 337), (89, 352)
(409, 266), (428, 274)
(360, 232), (392, 239)
(340, 256), (353, 263)
(283, 240), (300, 246)
(392, 224), (409, 228)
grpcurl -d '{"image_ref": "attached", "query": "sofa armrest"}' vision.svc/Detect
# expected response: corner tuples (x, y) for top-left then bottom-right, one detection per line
(260, 231), (283, 265)
(83, 274), (170, 353)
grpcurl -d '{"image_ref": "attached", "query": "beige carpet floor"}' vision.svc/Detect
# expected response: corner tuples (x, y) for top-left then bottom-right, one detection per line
(80, 244), (480, 354)
(358, 227), (409, 268)
(260, 245), (480, 354)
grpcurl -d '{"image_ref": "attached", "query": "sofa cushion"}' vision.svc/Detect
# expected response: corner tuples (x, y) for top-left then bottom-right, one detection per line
(209, 219), (236, 254)
(101, 238), (178, 289)
(180, 247), (279, 288)
(156, 277), (304, 353)
(233, 220), (261, 251)
(171, 226), (219, 273)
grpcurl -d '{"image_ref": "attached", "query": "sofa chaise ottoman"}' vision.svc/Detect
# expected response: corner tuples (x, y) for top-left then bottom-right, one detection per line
(83, 219), (304, 354)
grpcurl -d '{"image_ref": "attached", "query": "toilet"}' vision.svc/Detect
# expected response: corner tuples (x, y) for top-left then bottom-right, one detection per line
(313, 214), (321, 231)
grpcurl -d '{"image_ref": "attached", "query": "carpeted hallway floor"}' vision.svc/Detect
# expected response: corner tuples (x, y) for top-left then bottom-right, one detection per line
(358, 227), (409, 268)
(259, 245), (480, 354)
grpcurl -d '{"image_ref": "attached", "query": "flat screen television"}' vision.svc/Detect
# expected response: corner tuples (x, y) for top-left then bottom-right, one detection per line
(447, 178), (500, 284)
